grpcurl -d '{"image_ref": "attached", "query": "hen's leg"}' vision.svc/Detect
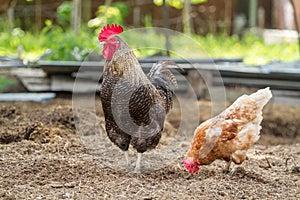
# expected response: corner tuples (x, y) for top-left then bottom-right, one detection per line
(225, 156), (238, 174)
(134, 153), (142, 173)
(225, 159), (232, 172)
(226, 151), (247, 174)
(223, 154), (233, 173)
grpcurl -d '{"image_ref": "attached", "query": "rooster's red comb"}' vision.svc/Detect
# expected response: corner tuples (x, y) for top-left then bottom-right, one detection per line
(98, 24), (123, 42)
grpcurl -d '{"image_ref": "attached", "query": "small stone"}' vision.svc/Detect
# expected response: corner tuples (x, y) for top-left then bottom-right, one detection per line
(50, 182), (63, 188)
(62, 193), (72, 199)
(64, 182), (77, 188)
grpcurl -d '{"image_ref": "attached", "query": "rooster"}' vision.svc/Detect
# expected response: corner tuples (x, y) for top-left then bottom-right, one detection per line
(183, 87), (272, 174)
(98, 24), (177, 172)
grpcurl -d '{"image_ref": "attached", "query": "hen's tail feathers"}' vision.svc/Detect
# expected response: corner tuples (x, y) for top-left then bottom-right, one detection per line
(148, 60), (178, 90)
(249, 87), (272, 109)
(238, 87), (272, 145)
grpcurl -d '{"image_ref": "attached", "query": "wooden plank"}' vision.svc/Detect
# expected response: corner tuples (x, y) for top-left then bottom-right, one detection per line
(272, 96), (300, 105)
(11, 68), (50, 91)
(20, 78), (51, 91)
(0, 61), (25, 68)
(14, 60), (300, 93)
(272, 90), (300, 97)
(39, 59), (244, 74)
(40, 61), (103, 75)
(219, 71), (300, 80)
(214, 77), (300, 90)
(39, 60), (300, 88)
(72, 71), (102, 81)
(51, 75), (76, 92)
(11, 68), (46, 77)
(138, 58), (244, 64)
(51, 75), (100, 92)
(0, 93), (56, 102)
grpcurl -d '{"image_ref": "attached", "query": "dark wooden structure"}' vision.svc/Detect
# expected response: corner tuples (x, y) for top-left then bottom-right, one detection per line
(8, 59), (300, 98)
(1, 0), (300, 35)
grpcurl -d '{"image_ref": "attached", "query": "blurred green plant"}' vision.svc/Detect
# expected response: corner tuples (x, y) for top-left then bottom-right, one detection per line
(0, 17), (8, 31)
(193, 33), (298, 65)
(154, 0), (207, 9)
(121, 29), (166, 57)
(0, 75), (15, 92)
(56, 1), (72, 28)
(123, 31), (298, 65)
(0, 14), (298, 65)
(40, 24), (96, 61)
(88, 2), (129, 32)
(0, 18), (97, 61)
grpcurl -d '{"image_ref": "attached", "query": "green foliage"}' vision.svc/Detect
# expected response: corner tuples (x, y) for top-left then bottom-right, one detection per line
(88, 2), (129, 31)
(0, 75), (15, 92)
(0, 26), (45, 60)
(120, 29), (167, 57)
(112, 2), (129, 18)
(144, 14), (153, 27)
(154, 0), (207, 9)
(0, 13), (298, 65)
(0, 18), (97, 61)
(0, 17), (8, 31)
(120, 31), (298, 65)
(56, 1), (72, 28)
(193, 33), (298, 65)
(41, 25), (96, 61)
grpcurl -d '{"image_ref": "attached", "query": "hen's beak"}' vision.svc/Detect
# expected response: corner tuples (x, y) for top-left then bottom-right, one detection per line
(100, 41), (105, 45)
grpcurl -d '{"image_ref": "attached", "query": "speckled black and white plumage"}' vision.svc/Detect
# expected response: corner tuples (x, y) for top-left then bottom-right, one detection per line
(100, 37), (177, 154)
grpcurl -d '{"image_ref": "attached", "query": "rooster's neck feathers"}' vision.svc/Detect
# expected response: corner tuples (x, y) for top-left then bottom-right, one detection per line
(105, 38), (150, 85)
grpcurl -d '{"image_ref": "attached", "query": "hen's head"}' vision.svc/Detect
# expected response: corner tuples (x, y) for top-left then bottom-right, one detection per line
(98, 24), (123, 60)
(183, 158), (200, 174)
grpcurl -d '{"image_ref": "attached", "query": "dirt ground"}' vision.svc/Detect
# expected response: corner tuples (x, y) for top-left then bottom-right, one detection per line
(0, 95), (299, 199)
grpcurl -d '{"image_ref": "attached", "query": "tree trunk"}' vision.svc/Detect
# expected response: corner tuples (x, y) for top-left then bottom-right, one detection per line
(35, 0), (42, 31)
(82, 0), (91, 22)
(249, 0), (257, 27)
(224, 0), (232, 35)
(290, 0), (300, 58)
(72, 0), (81, 35)
(163, 0), (170, 56)
(103, 0), (112, 25)
(183, 0), (193, 34)
(7, 0), (17, 31)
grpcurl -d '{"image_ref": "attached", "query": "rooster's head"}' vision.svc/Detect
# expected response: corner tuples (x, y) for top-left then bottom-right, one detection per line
(98, 24), (124, 60)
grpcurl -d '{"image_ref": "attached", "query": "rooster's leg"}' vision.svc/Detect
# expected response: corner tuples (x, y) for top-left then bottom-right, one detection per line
(134, 153), (142, 173)
(124, 151), (129, 167)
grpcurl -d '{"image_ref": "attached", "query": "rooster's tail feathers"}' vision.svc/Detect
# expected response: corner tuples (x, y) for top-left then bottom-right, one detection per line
(148, 61), (178, 90)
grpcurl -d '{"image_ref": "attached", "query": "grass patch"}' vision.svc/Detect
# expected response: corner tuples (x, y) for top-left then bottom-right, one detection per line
(0, 75), (15, 92)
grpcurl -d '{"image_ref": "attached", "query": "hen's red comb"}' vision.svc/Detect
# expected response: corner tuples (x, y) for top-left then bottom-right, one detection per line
(98, 24), (123, 42)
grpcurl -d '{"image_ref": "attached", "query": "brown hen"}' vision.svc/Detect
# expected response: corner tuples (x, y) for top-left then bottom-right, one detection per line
(183, 87), (272, 174)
